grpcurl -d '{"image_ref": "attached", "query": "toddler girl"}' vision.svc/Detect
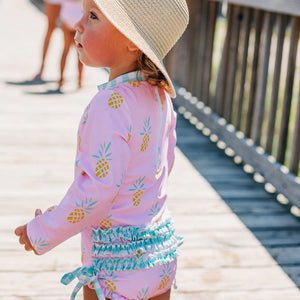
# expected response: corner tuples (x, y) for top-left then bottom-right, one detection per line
(15, 0), (189, 299)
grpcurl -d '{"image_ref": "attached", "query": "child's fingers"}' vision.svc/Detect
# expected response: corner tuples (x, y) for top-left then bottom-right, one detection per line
(35, 209), (42, 217)
(15, 224), (37, 253)
(24, 243), (33, 251)
(14, 225), (24, 236)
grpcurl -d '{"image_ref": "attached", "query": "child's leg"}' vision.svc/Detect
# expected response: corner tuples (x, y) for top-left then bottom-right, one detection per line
(83, 285), (111, 300)
(149, 289), (171, 300)
(83, 285), (171, 300)
(58, 24), (74, 89)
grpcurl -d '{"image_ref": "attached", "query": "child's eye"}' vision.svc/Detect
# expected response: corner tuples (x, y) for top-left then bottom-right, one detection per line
(89, 11), (98, 20)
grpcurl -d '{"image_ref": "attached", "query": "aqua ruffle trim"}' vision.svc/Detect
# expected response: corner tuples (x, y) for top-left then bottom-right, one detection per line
(92, 217), (175, 243)
(93, 241), (182, 272)
(91, 218), (183, 272)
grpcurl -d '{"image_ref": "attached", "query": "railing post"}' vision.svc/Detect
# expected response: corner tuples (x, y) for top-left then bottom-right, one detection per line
(289, 87), (300, 175)
(265, 14), (288, 154)
(277, 17), (300, 164)
(251, 12), (275, 145)
(223, 5), (243, 123)
(245, 9), (263, 137)
(236, 7), (252, 131)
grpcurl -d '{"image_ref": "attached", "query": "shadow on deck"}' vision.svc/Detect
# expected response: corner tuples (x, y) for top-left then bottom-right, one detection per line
(175, 108), (300, 289)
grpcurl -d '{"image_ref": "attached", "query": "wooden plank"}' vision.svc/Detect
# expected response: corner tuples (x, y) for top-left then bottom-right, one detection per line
(253, 230), (300, 247)
(172, 289), (300, 300)
(223, 198), (289, 214)
(284, 266), (300, 289)
(210, 0), (300, 17)
(0, 271), (82, 298)
(234, 214), (300, 230)
(175, 266), (299, 291)
(267, 246), (300, 265)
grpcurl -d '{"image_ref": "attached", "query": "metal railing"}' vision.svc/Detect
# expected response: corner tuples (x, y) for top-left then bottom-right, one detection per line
(165, 0), (300, 209)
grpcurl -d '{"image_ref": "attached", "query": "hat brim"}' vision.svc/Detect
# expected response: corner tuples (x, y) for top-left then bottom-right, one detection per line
(93, 0), (176, 98)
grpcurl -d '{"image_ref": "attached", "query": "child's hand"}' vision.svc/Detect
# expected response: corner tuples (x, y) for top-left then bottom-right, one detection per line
(14, 209), (42, 255)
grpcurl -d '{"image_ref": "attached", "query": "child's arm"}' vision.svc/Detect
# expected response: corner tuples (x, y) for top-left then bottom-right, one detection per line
(17, 90), (132, 255)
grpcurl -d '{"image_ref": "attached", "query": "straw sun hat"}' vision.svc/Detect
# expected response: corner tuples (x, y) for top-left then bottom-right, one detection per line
(93, 0), (189, 98)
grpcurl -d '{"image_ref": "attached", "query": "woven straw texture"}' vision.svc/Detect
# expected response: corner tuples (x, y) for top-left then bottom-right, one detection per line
(93, 0), (189, 97)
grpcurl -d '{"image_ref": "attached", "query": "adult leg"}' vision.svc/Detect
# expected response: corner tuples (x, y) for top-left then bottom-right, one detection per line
(58, 23), (74, 89)
(35, 2), (61, 79)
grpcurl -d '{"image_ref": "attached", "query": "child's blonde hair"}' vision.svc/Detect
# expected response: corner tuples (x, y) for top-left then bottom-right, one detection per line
(137, 52), (171, 94)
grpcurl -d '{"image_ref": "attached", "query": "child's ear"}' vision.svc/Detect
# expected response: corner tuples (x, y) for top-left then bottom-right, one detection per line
(127, 41), (139, 53)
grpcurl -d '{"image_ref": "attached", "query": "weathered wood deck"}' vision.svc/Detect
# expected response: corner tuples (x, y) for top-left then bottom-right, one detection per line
(1, 1), (300, 299)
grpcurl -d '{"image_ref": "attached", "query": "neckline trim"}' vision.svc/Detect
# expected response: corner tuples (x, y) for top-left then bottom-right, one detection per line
(97, 71), (145, 91)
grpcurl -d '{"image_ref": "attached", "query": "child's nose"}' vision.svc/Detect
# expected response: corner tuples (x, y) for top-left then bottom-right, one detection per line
(75, 19), (83, 34)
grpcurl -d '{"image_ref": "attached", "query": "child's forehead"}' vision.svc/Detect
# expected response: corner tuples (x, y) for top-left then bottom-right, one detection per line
(82, 0), (102, 13)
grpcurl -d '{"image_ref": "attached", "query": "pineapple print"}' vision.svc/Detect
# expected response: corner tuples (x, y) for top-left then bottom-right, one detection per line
(128, 80), (141, 88)
(82, 103), (91, 125)
(137, 287), (150, 300)
(99, 214), (112, 229)
(140, 117), (151, 151)
(112, 172), (125, 203)
(136, 249), (146, 258)
(156, 168), (162, 180)
(29, 237), (49, 253)
(47, 206), (56, 212)
(93, 142), (112, 179)
(108, 92), (124, 109)
(155, 147), (162, 180)
(148, 202), (162, 222)
(67, 198), (97, 224)
(158, 263), (172, 290)
(129, 176), (146, 207)
(78, 135), (82, 151)
(81, 245), (86, 264)
(126, 125), (132, 144)
(104, 271), (118, 294)
(111, 192), (119, 204)
(160, 98), (164, 111)
(155, 92), (164, 110)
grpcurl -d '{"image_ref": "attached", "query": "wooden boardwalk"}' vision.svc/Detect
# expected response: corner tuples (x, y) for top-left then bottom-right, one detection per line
(1, 0), (300, 299)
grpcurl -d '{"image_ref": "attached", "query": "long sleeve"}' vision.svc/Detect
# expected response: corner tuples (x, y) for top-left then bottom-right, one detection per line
(27, 90), (132, 255)
(167, 101), (177, 175)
